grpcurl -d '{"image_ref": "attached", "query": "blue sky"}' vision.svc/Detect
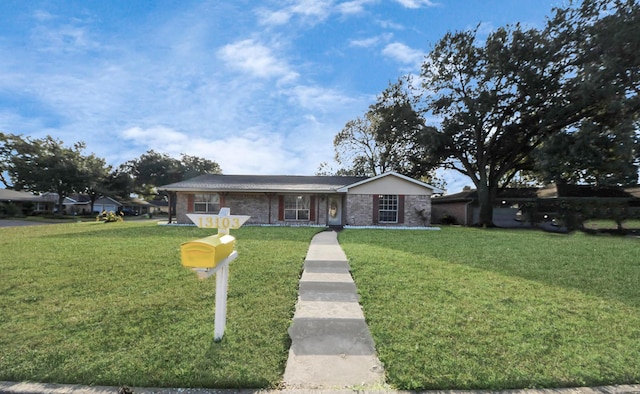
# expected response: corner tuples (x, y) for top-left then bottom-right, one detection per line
(0, 0), (562, 193)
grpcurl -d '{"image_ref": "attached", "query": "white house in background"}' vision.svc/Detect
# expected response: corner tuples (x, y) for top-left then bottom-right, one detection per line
(159, 172), (444, 227)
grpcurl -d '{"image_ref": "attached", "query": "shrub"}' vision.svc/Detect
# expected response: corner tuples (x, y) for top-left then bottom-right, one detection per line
(96, 210), (124, 223)
(0, 202), (22, 218)
(440, 213), (458, 225)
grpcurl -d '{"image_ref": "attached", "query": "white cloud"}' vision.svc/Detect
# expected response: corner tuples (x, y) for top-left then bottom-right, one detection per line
(118, 125), (301, 175)
(375, 18), (406, 30)
(33, 10), (56, 22)
(349, 33), (393, 48)
(337, 0), (376, 15)
(395, 0), (438, 8)
(217, 39), (299, 82)
(286, 85), (357, 112)
(382, 42), (424, 66)
(257, 0), (333, 26)
(256, 9), (292, 25)
(121, 126), (187, 145)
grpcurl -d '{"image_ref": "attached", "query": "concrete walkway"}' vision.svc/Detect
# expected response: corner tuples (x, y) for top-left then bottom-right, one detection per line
(283, 230), (385, 389)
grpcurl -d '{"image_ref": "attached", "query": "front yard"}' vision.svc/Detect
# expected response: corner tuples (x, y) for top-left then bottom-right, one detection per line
(1, 222), (638, 390)
(340, 227), (640, 390)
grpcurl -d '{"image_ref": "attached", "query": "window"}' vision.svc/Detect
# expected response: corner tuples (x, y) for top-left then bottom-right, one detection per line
(193, 193), (220, 213)
(378, 194), (398, 223)
(284, 195), (310, 221)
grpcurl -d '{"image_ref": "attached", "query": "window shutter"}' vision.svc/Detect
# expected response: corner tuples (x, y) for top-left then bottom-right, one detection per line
(398, 195), (405, 223)
(187, 194), (194, 213)
(372, 195), (379, 224)
(310, 196), (316, 221)
(219, 193), (225, 207)
(278, 196), (284, 221)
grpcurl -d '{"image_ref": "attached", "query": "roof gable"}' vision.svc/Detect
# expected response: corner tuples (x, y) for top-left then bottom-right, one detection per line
(337, 172), (444, 194)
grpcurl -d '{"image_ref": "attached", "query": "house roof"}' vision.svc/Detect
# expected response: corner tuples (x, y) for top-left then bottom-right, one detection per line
(0, 189), (39, 202)
(336, 171), (444, 193)
(538, 184), (635, 199)
(433, 184), (638, 204)
(159, 174), (369, 193)
(0, 189), (55, 202)
(432, 188), (540, 203)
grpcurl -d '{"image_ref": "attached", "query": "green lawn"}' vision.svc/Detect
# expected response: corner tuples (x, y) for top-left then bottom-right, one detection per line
(0, 221), (319, 388)
(2, 222), (639, 390)
(339, 227), (640, 390)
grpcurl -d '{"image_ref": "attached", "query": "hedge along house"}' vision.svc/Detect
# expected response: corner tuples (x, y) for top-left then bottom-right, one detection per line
(159, 172), (443, 227)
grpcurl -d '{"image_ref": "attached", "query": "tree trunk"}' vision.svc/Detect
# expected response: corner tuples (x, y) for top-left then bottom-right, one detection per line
(57, 195), (65, 216)
(476, 183), (496, 227)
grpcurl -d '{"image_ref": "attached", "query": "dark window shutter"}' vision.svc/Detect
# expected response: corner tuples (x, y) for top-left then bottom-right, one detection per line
(219, 193), (225, 207)
(278, 196), (284, 221)
(310, 196), (316, 221)
(187, 194), (194, 213)
(398, 195), (405, 223)
(372, 195), (379, 223)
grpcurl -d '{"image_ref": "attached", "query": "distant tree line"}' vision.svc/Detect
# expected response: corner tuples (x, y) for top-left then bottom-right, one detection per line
(0, 132), (221, 214)
(323, 0), (639, 226)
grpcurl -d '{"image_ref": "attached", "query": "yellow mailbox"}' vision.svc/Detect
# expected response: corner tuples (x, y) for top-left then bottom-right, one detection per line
(180, 234), (236, 269)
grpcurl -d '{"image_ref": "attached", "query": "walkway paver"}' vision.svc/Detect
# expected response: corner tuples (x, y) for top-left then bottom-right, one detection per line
(283, 230), (385, 389)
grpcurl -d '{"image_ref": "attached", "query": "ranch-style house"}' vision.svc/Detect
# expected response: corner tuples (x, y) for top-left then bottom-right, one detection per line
(159, 172), (443, 227)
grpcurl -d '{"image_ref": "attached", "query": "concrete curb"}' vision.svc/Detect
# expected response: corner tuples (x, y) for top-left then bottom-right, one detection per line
(2, 381), (640, 394)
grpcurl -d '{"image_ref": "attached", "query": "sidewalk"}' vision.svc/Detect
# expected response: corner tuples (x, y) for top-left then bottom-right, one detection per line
(282, 230), (385, 389)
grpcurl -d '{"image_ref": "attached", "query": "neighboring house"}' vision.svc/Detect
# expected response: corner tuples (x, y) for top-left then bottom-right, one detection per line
(432, 184), (640, 227)
(62, 194), (92, 214)
(121, 198), (153, 216)
(149, 199), (169, 214)
(159, 172), (443, 227)
(0, 189), (56, 214)
(62, 194), (122, 215)
(93, 196), (123, 214)
(431, 187), (539, 227)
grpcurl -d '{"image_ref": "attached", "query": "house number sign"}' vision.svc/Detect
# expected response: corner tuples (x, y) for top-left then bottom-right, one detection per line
(183, 207), (250, 341)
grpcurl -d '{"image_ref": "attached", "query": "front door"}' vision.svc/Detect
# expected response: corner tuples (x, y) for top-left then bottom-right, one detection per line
(327, 196), (342, 226)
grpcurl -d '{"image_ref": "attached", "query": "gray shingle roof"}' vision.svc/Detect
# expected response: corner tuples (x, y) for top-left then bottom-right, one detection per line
(0, 189), (42, 202)
(159, 174), (369, 193)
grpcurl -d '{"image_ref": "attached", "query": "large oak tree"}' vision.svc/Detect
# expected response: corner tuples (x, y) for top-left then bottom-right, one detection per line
(419, 0), (639, 226)
(0, 133), (95, 213)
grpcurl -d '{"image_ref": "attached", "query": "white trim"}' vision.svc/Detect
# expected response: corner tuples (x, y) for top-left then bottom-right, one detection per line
(336, 171), (444, 193)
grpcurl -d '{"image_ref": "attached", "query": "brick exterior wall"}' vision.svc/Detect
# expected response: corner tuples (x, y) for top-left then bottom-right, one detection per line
(405, 194), (432, 226)
(223, 193), (271, 224)
(175, 192), (190, 224)
(175, 192), (326, 225)
(176, 192), (433, 226)
(345, 194), (432, 226)
(344, 194), (371, 226)
(432, 202), (471, 225)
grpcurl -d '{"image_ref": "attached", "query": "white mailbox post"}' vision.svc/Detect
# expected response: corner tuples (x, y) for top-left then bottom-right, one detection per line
(183, 208), (250, 341)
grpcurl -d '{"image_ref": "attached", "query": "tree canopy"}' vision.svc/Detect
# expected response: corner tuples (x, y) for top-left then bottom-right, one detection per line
(417, 0), (639, 226)
(1, 132), (223, 212)
(123, 150), (222, 200)
(1, 133), (93, 213)
(325, 81), (444, 187)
